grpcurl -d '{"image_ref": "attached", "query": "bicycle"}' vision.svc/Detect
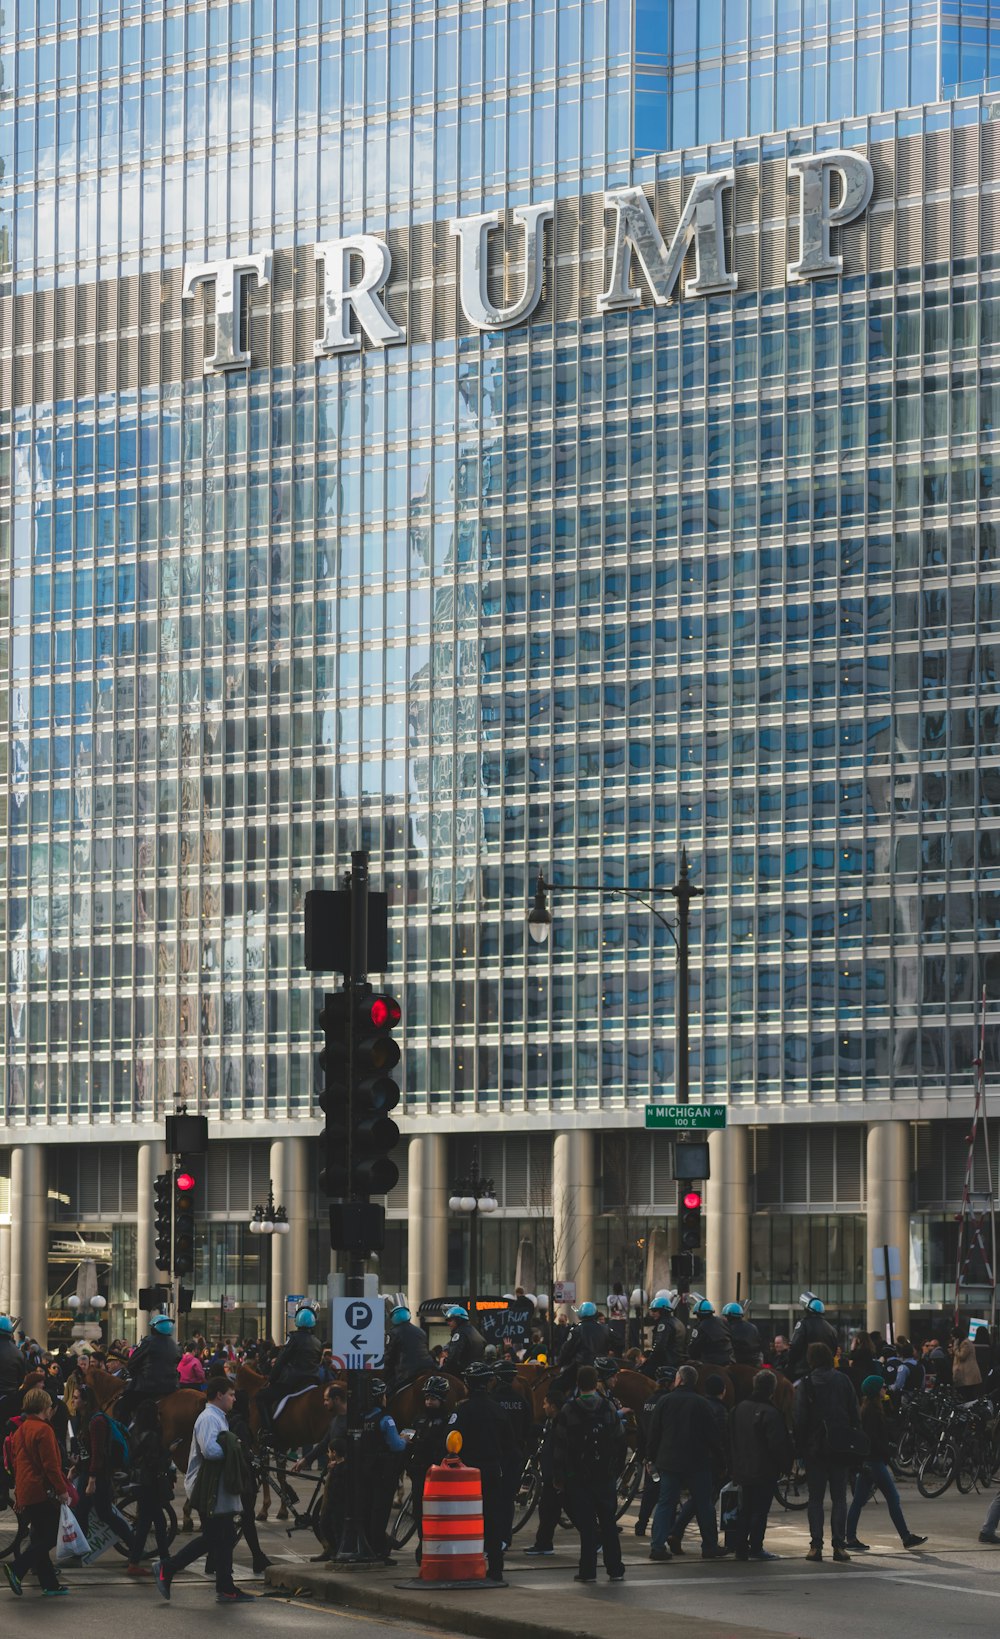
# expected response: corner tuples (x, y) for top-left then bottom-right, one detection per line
(774, 1459), (809, 1511)
(111, 1481), (179, 1560)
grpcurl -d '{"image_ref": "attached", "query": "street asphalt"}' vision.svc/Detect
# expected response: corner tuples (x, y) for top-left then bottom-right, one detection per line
(5, 1472), (999, 1638)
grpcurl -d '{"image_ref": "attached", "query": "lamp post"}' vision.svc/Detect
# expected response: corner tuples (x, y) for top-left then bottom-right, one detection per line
(448, 1148), (499, 1315)
(528, 848), (703, 1103)
(249, 1179), (290, 1342)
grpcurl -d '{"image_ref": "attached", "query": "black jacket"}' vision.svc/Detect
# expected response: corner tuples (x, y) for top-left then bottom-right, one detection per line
(787, 1313), (839, 1379)
(556, 1317), (611, 1370)
(858, 1398), (892, 1464)
(729, 1396), (794, 1483)
(448, 1391), (517, 1475)
(687, 1314), (734, 1367)
(384, 1322), (434, 1388)
(271, 1330), (324, 1384)
(726, 1317), (763, 1367)
(637, 1385), (671, 1458)
(647, 1315), (687, 1373)
(793, 1366), (860, 1461)
(551, 1393), (626, 1490)
(490, 1383), (533, 1453)
(649, 1385), (723, 1476)
(128, 1332), (182, 1393)
(405, 1409), (450, 1485)
(443, 1320), (486, 1374)
(0, 1337), (26, 1396)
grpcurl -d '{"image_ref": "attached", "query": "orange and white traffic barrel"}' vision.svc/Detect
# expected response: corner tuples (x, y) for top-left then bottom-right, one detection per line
(418, 1432), (486, 1583)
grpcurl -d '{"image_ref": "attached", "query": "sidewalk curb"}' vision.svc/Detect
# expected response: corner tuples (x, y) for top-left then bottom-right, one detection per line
(263, 1562), (797, 1639)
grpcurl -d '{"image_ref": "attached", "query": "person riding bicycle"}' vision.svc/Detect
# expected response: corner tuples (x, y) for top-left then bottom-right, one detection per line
(554, 1302), (612, 1393)
(442, 1306), (486, 1375)
(405, 1375), (451, 1564)
(786, 1293), (839, 1380)
(384, 1306), (435, 1392)
(687, 1298), (735, 1367)
(118, 1315), (181, 1424)
(723, 1303), (763, 1368)
(645, 1293), (687, 1378)
(0, 1316), (27, 1431)
(257, 1305), (323, 1439)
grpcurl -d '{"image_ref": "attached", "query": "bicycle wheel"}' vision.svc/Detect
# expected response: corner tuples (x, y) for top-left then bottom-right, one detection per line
(956, 1448), (978, 1494)
(390, 1484), (418, 1550)
(917, 1444), (956, 1499)
(615, 1453), (642, 1521)
(112, 1501), (179, 1559)
(0, 1499), (21, 1559)
(512, 1463), (541, 1534)
(774, 1459), (809, 1511)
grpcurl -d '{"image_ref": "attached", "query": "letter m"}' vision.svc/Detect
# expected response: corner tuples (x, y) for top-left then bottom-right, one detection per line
(598, 174), (736, 311)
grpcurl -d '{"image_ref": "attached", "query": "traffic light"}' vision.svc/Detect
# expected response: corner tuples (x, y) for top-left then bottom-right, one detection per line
(317, 990), (352, 1197)
(680, 1189), (703, 1251)
(153, 1172), (172, 1272)
(350, 991), (401, 1196)
(173, 1169), (196, 1277)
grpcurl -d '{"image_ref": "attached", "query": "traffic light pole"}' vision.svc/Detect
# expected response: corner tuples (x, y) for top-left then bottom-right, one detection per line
(335, 849), (381, 1565)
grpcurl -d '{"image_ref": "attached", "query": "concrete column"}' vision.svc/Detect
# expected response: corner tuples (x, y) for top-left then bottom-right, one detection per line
(407, 1133), (448, 1312)
(10, 1144), (48, 1346)
(866, 1120), (911, 1341)
(135, 1140), (168, 1307)
(705, 1126), (751, 1308)
(0, 1221), (11, 1315)
(552, 1130), (594, 1311)
(271, 1136), (311, 1344)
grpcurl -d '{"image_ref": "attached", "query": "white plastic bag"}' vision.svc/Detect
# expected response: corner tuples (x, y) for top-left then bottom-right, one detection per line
(56, 1502), (91, 1563)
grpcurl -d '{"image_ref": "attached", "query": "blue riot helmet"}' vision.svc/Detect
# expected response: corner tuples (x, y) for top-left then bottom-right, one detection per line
(295, 1308), (317, 1329)
(649, 1295), (672, 1312)
(577, 1301), (597, 1318)
(692, 1299), (715, 1317)
(722, 1303), (745, 1319)
(391, 1305), (411, 1325)
(446, 1305), (469, 1321)
(800, 1292), (825, 1314)
(151, 1315), (175, 1335)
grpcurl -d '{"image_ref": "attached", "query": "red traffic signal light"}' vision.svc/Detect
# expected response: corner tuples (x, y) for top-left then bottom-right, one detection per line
(176, 1173), (196, 1193)
(683, 1191), (702, 1210)
(369, 995), (401, 1029)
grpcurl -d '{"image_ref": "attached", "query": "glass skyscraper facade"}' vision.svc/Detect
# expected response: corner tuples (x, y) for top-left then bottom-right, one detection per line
(2, 0), (1000, 1347)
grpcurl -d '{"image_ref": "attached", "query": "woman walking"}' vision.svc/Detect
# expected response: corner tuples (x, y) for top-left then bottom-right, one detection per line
(845, 1376), (927, 1552)
(4, 1387), (74, 1597)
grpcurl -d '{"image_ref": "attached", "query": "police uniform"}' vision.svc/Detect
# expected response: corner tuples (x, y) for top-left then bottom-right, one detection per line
(687, 1313), (734, 1367)
(405, 1406), (450, 1561)
(257, 1328), (324, 1431)
(119, 1330), (182, 1420)
(360, 1401), (407, 1557)
(786, 1310), (839, 1378)
(443, 1318), (486, 1374)
(725, 1316), (763, 1367)
(384, 1321), (435, 1391)
(449, 1390), (518, 1581)
(645, 1313), (687, 1376)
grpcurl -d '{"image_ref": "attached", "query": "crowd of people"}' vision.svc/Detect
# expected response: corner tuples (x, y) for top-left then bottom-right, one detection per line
(1, 1289), (998, 1596)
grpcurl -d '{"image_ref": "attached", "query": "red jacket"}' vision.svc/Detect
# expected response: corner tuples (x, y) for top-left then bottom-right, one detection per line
(11, 1416), (66, 1508)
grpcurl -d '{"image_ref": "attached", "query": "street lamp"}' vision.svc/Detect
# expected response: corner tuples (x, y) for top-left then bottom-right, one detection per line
(528, 849), (704, 1103)
(249, 1179), (290, 1341)
(449, 1148), (499, 1314)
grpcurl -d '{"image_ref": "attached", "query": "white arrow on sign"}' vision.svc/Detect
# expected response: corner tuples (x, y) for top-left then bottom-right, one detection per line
(332, 1296), (384, 1369)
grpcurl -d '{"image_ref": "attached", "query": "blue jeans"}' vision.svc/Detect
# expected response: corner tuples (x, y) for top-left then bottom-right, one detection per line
(846, 1460), (910, 1543)
(651, 1466), (718, 1555)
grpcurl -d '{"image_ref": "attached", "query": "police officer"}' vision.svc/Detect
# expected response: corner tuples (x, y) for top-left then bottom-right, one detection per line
(634, 1366), (674, 1537)
(491, 1360), (533, 1457)
(555, 1302), (612, 1392)
(405, 1375), (451, 1564)
(0, 1315), (26, 1428)
(118, 1314), (181, 1422)
(645, 1293), (687, 1378)
(687, 1298), (735, 1367)
(384, 1305), (434, 1392)
(442, 1305), (486, 1375)
(257, 1305), (324, 1436)
(786, 1292), (839, 1379)
(723, 1303), (763, 1367)
(360, 1378), (407, 1559)
(449, 1361), (518, 1583)
(594, 1356), (625, 1413)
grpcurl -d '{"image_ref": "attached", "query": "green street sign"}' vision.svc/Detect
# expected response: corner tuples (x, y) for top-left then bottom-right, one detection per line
(645, 1104), (727, 1130)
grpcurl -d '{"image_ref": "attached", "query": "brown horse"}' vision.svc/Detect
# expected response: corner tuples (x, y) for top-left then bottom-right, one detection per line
(726, 1363), (794, 1422)
(86, 1367), (205, 1464)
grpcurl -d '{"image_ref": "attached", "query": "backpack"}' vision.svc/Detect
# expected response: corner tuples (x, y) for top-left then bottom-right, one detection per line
(98, 1412), (131, 1471)
(574, 1401), (625, 1483)
(804, 1377), (869, 1463)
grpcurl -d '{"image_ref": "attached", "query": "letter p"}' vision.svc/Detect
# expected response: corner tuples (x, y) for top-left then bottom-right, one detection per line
(786, 150), (873, 281)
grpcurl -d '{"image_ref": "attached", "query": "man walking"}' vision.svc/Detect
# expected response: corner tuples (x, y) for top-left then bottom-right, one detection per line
(551, 1365), (626, 1584)
(647, 1364), (725, 1562)
(155, 1377), (254, 1604)
(793, 1342), (863, 1563)
(729, 1369), (793, 1561)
